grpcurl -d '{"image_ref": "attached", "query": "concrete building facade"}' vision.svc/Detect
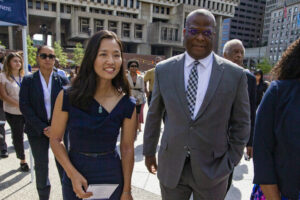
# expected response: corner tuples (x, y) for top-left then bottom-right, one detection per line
(267, 0), (300, 64)
(0, 0), (239, 58)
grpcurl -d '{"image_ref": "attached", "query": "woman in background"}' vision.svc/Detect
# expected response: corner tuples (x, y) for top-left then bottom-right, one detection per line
(0, 52), (29, 171)
(127, 60), (145, 133)
(253, 69), (269, 109)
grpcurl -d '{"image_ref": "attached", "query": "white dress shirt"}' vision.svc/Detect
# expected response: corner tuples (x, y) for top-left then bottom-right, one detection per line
(39, 70), (53, 120)
(184, 51), (213, 119)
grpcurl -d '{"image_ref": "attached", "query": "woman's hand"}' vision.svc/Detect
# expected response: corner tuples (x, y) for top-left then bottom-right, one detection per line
(70, 171), (93, 199)
(121, 192), (133, 200)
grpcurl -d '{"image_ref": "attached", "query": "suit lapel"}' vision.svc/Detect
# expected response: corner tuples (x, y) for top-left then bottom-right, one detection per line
(174, 54), (191, 119)
(194, 54), (224, 121)
(51, 72), (60, 116)
(34, 71), (48, 121)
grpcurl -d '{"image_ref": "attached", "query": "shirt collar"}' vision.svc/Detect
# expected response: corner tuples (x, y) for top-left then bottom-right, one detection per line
(185, 51), (214, 68)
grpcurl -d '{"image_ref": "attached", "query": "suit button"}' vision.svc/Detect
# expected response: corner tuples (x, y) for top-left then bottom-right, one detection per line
(190, 126), (194, 130)
(184, 146), (188, 150)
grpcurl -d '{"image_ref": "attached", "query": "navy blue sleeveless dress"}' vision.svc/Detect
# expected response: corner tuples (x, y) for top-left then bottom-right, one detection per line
(61, 90), (135, 200)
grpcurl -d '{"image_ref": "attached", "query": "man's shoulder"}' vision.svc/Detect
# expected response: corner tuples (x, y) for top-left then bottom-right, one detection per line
(156, 54), (184, 71)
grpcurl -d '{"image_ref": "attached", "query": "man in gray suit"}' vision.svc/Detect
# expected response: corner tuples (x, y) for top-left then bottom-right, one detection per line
(143, 9), (250, 200)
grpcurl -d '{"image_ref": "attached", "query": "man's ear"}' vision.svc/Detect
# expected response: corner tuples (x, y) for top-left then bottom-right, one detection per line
(223, 52), (228, 59)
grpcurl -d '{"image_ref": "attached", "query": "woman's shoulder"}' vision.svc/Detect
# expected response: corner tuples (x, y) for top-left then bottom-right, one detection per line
(123, 94), (136, 105)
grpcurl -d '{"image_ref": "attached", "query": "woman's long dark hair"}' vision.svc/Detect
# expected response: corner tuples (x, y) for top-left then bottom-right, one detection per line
(68, 30), (130, 110)
(254, 69), (264, 84)
(272, 37), (300, 80)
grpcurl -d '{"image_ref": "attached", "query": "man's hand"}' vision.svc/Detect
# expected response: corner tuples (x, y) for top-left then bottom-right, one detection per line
(246, 146), (253, 159)
(145, 156), (157, 174)
(43, 126), (51, 138)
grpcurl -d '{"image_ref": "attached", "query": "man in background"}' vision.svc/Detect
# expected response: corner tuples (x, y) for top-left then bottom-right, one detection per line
(223, 39), (256, 192)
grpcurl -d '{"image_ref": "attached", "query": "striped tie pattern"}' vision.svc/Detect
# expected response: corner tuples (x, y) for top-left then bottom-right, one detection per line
(186, 61), (199, 117)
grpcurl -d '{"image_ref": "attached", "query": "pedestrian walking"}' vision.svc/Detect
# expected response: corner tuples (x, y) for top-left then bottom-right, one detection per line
(127, 59), (146, 133)
(50, 30), (136, 200)
(143, 9), (250, 200)
(251, 37), (300, 200)
(19, 45), (69, 200)
(0, 52), (29, 171)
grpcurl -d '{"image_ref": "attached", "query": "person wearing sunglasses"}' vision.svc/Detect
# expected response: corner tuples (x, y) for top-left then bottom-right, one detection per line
(0, 53), (29, 171)
(127, 59), (146, 133)
(19, 46), (69, 200)
(143, 9), (250, 200)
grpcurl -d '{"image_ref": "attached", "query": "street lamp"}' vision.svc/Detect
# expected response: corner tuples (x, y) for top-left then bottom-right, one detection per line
(40, 24), (48, 45)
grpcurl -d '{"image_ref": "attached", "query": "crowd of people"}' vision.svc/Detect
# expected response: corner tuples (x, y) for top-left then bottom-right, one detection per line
(0, 8), (299, 200)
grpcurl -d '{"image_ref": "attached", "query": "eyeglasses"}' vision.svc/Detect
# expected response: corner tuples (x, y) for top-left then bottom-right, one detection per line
(39, 53), (56, 60)
(187, 28), (214, 38)
(130, 65), (138, 68)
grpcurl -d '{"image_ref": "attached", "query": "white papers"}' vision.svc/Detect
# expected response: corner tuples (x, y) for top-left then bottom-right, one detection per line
(84, 184), (118, 200)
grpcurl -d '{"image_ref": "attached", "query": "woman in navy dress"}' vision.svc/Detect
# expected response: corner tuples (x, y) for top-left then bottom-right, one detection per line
(50, 30), (136, 200)
(251, 38), (300, 199)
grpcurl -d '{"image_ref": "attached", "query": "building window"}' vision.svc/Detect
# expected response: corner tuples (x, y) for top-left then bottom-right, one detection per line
(161, 7), (165, 14)
(155, 6), (159, 13)
(94, 20), (104, 32)
(118, 0), (121, 6)
(295, 7), (298, 12)
(60, 4), (64, 13)
(111, 0), (115, 5)
(136, 0), (140, 8)
(79, 18), (89, 33)
(168, 29), (173, 40)
(135, 24), (143, 39)
(98, 0), (101, 2)
(175, 29), (178, 41)
(81, 7), (86, 12)
(161, 27), (167, 40)
(52, 3), (56, 11)
(36, 1), (41, 10)
(124, 0), (127, 7)
(130, 0), (133, 8)
(44, 2), (49, 10)
(108, 21), (118, 34)
(28, 0), (33, 8)
(67, 5), (71, 13)
(122, 23), (130, 38)
(167, 8), (170, 15)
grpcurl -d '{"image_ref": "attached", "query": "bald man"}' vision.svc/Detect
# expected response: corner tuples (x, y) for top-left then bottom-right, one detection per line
(143, 9), (250, 200)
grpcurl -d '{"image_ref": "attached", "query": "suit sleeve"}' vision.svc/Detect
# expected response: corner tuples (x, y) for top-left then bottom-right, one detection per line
(19, 77), (48, 136)
(228, 71), (251, 165)
(247, 75), (257, 147)
(143, 66), (165, 156)
(253, 81), (278, 184)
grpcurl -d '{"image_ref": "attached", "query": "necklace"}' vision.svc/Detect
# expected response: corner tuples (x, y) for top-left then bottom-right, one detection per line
(98, 105), (103, 114)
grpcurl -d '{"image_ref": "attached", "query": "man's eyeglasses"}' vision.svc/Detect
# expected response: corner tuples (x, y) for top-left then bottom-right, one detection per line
(187, 28), (214, 38)
(130, 65), (138, 68)
(39, 53), (56, 60)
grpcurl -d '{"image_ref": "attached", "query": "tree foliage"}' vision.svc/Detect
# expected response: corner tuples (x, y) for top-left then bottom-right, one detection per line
(73, 43), (84, 66)
(0, 40), (6, 49)
(27, 35), (37, 66)
(54, 41), (67, 67)
(256, 58), (272, 74)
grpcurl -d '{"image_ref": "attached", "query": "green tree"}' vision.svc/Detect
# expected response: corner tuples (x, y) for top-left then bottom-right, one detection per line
(54, 41), (67, 67)
(0, 40), (6, 49)
(73, 43), (84, 66)
(27, 35), (37, 66)
(256, 58), (272, 74)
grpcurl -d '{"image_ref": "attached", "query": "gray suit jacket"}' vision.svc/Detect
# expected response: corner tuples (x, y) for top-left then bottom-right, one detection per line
(143, 53), (250, 189)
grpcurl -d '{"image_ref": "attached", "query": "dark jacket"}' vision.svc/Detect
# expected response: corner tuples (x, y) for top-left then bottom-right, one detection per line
(256, 80), (268, 108)
(253, 80), (300, 199)
(19, 71), (69, 137)
(245, 71), (256, 147)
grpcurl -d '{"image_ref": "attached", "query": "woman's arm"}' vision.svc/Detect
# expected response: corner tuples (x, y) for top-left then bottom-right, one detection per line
(0, 83), (19, 107)
(260, 184), (281, 200)
(50, 91), (92, 199)
(120, 107), (137, 200)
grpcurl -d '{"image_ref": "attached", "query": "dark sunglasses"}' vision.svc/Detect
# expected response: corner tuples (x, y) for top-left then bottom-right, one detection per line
(187, 28), (214, 38)
(39, 53), (56, 60)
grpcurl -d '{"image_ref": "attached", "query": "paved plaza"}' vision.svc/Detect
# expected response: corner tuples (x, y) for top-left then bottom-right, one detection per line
(0, 105), (254, 200)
